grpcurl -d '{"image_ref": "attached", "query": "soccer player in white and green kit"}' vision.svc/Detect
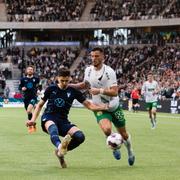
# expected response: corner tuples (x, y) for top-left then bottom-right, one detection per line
(70, 47), (135, 166)
(141, 73), (160, 129)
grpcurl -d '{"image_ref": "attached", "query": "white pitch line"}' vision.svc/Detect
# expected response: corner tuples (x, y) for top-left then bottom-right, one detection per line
(125, 112), (180, 119)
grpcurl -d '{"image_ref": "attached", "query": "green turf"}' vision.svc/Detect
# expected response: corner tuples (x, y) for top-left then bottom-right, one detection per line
(0, 108), (179, 180)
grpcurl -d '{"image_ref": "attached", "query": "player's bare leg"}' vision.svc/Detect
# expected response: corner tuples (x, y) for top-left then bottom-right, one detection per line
(98, 119), (112, 136)
(149, 109), (155, 129)
(99, 119), (121, 160)
(27, 104), (36, 133)
(152, 108), (157, 129)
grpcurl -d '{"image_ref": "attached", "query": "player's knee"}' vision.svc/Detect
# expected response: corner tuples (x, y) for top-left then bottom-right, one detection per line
(121, 132), (128, 140)
(72, 131), (85, 144)
(102, 128), (111, 136)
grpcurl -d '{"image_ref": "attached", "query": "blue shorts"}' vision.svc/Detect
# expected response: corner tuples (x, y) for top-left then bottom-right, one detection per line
(41, 113), (76, 137)
(24, 98), (38, 110)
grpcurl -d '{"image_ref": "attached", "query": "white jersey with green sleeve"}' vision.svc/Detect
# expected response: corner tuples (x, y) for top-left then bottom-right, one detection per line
(84, 64), (119, 112)
(142, 80), (159, 103)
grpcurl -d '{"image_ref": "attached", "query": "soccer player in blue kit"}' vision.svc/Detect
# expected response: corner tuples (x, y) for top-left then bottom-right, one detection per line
(26, 67), (109, 168)
(19, 65), (39, 133)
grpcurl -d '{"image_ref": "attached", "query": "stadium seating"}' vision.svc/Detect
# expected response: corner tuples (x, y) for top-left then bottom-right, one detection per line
(72, 45), (180, 99)
(6, 0), (87, 22)
(4, 0), (180, 22)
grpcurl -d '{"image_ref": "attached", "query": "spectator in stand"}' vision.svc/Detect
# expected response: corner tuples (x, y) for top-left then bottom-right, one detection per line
(0, 73), (6, 97)
(6, 0), (87, 22)
(90, 0), (174, 21)
(4, 86), (10, 99)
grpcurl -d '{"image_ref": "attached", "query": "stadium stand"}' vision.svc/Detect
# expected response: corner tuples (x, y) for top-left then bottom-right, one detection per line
(6, 0), (87, 22)
(72, 45), (180, 100)
(0, 0), (179, 103)
(90, 0), (176, 21)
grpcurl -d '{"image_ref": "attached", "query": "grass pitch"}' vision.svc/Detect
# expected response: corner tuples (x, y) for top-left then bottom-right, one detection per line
(0, 108), (179, 180)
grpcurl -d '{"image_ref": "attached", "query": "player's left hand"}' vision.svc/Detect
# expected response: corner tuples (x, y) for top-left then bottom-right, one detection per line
(89, 88), (100, 95)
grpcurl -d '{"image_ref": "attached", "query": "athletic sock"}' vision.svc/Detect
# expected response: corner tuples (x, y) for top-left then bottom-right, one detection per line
(150, 118), (154, 126)
(67, 131), (85, 150)
(48, 124), (61, 148)
(123, 135), (133, 157)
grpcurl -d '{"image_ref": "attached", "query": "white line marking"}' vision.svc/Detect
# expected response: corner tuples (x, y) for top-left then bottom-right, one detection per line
(125, 112), (180, 119)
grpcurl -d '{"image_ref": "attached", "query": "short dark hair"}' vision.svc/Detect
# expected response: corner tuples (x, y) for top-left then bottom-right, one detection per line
(91, 47), (104, 53)
(58, 67), (71, 77)
(148, 72), (153, 76)
(26, 65), (35, 70)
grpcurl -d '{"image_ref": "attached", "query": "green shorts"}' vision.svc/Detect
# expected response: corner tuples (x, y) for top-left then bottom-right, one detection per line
(146, 102), (157, 110)
(94, 106), (126, 128)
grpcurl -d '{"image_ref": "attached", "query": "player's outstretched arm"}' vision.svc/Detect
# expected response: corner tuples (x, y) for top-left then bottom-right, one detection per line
(68, 81), (88, 90)
(83, 100), (109, 111)
(26, 99), (45, 127)
(89, 85), (118, 97)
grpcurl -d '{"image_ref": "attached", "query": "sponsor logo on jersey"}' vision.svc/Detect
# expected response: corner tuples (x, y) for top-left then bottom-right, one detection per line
(54, 98), (65, 107)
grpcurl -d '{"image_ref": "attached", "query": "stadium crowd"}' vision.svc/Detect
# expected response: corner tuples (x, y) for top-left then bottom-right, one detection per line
(6, 0), (87, 22)
(2, 46), (79, 79)
(72, 45), (180, 100)
(0, 43), (179, 100)
(0, 41), (179, 100)
(4, 0), (180, 22)
(163, 0), (180, 18)
(90, 0), (178, 21)
(0, 71), (6, 97)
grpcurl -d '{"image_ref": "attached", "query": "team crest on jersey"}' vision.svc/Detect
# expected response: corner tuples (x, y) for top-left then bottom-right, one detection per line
(67, 92), (71, 98)
(97, 111), (103, 116)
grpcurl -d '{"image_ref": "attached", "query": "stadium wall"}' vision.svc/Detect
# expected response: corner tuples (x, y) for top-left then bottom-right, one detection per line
(123, 100), (180, 114)
(0, 18), (180, 29)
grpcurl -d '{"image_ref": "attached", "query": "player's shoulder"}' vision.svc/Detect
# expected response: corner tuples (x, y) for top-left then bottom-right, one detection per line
(34, 76), (40, 80)
(144, 81), (149, 84)
(84, 65), (93, 77)
(20, 76), (26, 80)
(104, 64), (114, 72)
(153, 80), (158, 84)
(32, 76), (39, 81)
(45, 84), (57, 91)
(85, 65), (93, 72)
(67, 86), (81, 93)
